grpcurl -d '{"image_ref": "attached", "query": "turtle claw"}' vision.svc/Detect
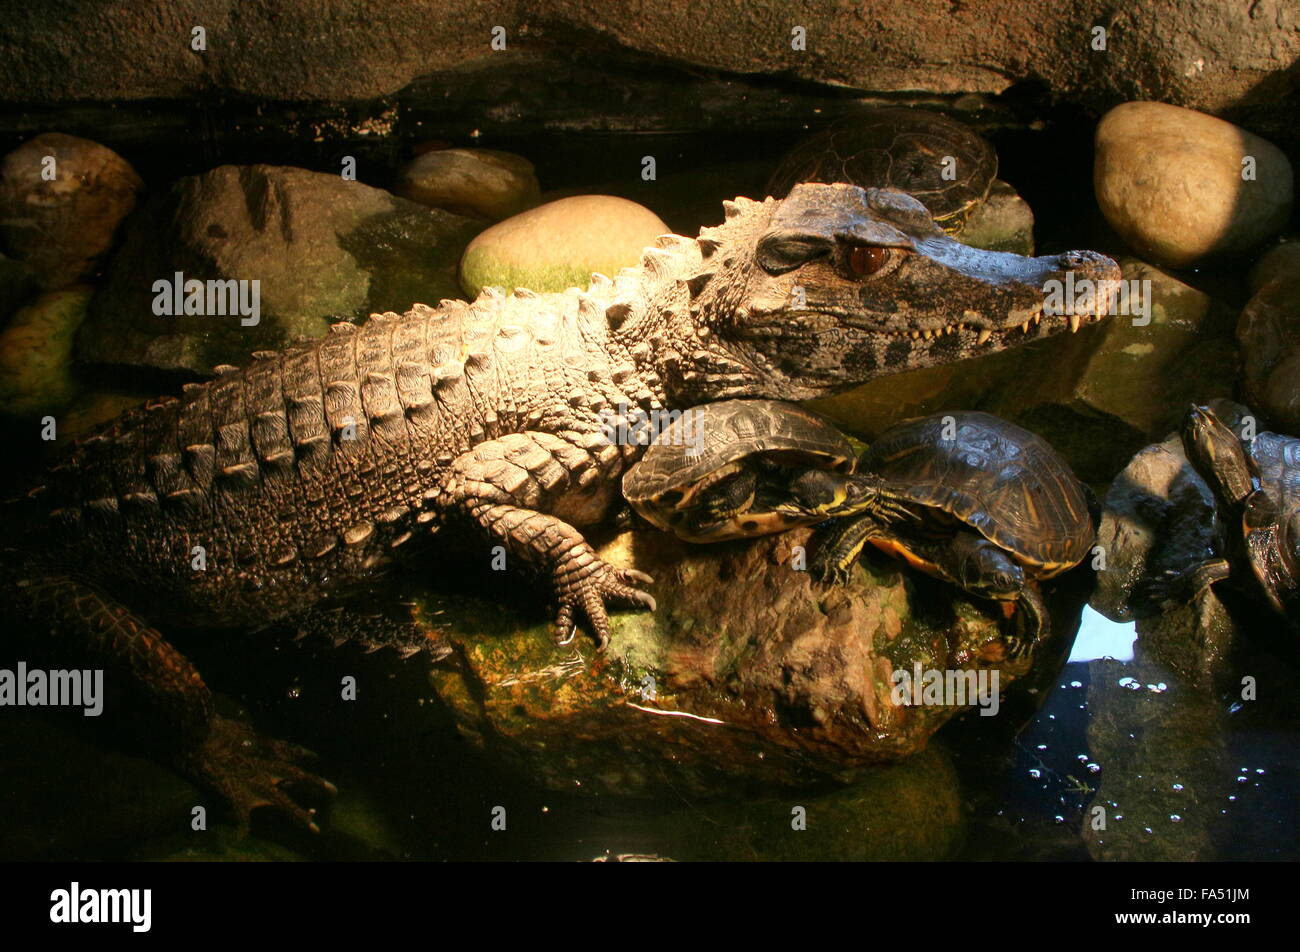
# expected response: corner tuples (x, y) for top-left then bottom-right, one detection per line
(186, 715), (336, 836)
(552, 555), (656, 650)
(811, 557), (854, 587)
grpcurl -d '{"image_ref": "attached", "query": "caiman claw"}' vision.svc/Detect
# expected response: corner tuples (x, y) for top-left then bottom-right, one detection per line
(552, 552), (656, 650)
(186, 715), (338, 836)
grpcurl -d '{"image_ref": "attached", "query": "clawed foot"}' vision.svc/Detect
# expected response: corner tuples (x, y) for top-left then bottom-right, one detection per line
(1135, 559), (1231, 610)
(185, 715), (337, 836)
(810, 553), (854, 587)
(552, 553), (656, 650)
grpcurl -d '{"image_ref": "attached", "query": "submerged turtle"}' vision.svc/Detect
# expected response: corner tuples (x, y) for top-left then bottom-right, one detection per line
(621, 399), (891, 543)
(811, 411), (1094, 656)
(766, 108), (998, 234)
(1177, 404), (1300, 617)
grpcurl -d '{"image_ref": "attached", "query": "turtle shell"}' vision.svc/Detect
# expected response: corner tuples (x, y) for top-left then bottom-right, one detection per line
(765, 108), (997, 227)
(622, 399), (855, 533)
(864, 411), (1092, 575)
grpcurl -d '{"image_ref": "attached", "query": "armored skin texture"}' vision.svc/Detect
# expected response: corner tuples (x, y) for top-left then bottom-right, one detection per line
(6, 183), (1120, 830)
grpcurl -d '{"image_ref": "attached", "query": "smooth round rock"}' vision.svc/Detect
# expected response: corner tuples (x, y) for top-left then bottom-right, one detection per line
(394, 148), (540, 221)
(0, 285), (92, 416)
(1249, 238), (1300, 294)
(459, 195), (669, 297)
(1094, 102), (1293, 269)
(0, 133), (143, 289)
(1238, 270), (1300, 433)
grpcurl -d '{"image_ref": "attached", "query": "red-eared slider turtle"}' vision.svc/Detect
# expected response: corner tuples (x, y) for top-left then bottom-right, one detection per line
(1178, 404), (1300, 617)
(811, 411), (1094, 657)
(766, 108), (998, 234)
(621, 399), (894, 542)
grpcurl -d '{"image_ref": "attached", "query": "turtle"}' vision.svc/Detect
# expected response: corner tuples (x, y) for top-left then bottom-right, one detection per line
(810, 411), (1095, 657)
(1175, 403), (1300, 617)
(765, 107), (998, 234)
(621, 399), (897, 543)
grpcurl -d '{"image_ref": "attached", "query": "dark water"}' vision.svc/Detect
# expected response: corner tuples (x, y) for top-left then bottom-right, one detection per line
(0, 110), (1295, 862)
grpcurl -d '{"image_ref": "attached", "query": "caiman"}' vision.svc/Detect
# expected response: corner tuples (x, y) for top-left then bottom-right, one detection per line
(5, 183), (1120, 830)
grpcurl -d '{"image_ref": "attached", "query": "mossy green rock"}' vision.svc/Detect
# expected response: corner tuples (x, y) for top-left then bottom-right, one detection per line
(459, 195), (668, 297)
(79, 165), (484, 375)
(428, 527), (1044, 798)
(0, 285), (91, 416)
(959, 179), (1034, 256)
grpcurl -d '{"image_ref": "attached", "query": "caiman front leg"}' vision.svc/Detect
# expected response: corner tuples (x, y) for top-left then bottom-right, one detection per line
(441, 430), (656, 649)
(14, 575), (336, 834)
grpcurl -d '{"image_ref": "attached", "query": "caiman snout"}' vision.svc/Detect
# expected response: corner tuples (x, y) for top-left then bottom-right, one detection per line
(1038, 247), (1125, 328)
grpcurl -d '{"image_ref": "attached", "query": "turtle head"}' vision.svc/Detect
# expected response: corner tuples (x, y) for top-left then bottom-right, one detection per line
(955, 538), (1025, 601)
(785, 467), (878, 516)
(675, 183), (1122, 402)
(1181, 404), (1255, 510)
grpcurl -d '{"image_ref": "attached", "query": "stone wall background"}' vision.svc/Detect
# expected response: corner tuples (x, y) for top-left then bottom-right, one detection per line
(1, 1), (1295, 148)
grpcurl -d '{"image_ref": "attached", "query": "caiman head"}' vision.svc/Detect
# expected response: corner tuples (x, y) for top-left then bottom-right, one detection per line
(658, 182), (1122, 402)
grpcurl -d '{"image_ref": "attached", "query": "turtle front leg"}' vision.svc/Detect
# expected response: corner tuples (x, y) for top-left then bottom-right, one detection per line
(1006, 581), (1048, 660)
(1137, 557), (1232, 609)
(931, 532), (1047, 656)
(810, 512), (887, 585)
(440, 431), (656, 649)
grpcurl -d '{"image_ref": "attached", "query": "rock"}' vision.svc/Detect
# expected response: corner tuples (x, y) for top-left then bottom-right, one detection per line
(1248, 238), (1300, 294)
(458, 195), (669, 297)
(0, 133), (143, 289)
(1091, 430), (1216, 623)
(426, 526), (1068, 798)
(811, 257), (1238, 483)
(1094, 102), (1293, 269)
(78, 165), (484, 374)
(959, 179), (1034, 256)
(394, 148), (540, 221)
(1238, 267), (1300, 433)
(0, 286), (92, 417)
(2, 4), (1297, 145)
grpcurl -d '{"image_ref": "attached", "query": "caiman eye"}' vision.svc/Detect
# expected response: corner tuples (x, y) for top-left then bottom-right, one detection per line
(849, 245), (892, 277)
(756, 233), (833, 274)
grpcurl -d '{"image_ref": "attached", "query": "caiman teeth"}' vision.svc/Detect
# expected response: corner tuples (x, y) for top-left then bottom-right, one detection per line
(1069, 314), (1082, 333)
(976, 329), (992, 345)
(1020, 321), (1030, 333)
